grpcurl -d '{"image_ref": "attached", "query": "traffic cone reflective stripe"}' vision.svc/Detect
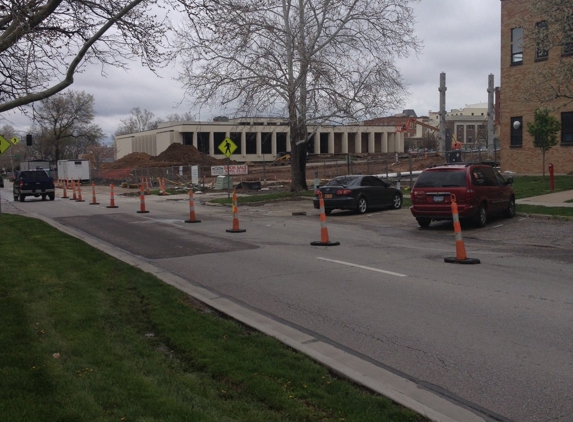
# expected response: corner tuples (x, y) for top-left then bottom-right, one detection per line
(70, 180), (77, 200)
(76, 179), (85, 202)
(311, 192), (340, 246)
(89, 181), (99, 205)
(62, 180), (68, 199)
(444, 194), (479, 264)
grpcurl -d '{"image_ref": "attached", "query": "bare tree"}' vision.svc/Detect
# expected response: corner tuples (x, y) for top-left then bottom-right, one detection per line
(174, 0), (420, 191)
(0, 0), (176, 113)
(32, 91), (105, 161)
(114, 107), (162, 136)
(520, 2), (573, 108)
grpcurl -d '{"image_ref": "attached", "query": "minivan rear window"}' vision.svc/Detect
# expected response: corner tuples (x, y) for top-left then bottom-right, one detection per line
(415, 170), (467, 188)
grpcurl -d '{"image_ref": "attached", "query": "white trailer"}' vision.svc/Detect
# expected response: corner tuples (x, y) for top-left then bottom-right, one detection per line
(20, 160), (50, 171)
(57, 160), (90, 182)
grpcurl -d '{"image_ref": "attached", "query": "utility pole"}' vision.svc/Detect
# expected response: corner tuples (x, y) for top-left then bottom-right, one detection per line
(439, 72), (447, 154)
(487, 74), (495, 153)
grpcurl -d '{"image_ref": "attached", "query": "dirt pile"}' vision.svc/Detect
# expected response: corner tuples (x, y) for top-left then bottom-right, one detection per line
(102, 143), (232, 169)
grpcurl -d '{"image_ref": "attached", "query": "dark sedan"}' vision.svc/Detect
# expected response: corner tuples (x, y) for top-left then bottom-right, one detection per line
(313, 175), (402, 215)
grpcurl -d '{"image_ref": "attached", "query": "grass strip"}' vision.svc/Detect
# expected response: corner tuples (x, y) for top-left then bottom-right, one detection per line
(0, 213), (425, 422)
(511, 175), (573, 199)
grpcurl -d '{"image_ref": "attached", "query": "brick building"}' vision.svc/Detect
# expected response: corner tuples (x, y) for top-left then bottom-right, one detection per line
(500, 0), (573, 174)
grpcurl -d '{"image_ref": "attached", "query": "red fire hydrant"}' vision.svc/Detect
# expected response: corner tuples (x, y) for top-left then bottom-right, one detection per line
(549, 163), (555, 191)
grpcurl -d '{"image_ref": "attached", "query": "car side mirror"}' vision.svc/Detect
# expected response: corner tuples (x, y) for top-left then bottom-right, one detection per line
(506, 177), (513, 185)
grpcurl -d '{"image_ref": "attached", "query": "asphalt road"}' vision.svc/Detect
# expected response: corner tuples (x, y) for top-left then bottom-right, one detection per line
(2, 186), (573, 422)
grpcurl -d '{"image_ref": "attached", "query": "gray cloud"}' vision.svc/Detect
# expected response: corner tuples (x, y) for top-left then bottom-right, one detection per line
(2, 0), (500, 142)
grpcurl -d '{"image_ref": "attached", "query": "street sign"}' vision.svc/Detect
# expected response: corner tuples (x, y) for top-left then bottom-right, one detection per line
(10, 136), (19, 145)
(0, 135), (12, 156)
(218, 137), (237, 158)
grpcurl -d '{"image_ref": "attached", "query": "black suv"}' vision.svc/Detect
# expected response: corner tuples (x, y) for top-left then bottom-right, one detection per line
(410, 163), (515, 228)
(13, 169), (55, 201)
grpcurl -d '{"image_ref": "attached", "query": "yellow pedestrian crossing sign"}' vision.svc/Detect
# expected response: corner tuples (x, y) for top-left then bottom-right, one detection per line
(218, 137), (237, 157)
(10, 136), (19, 145)
(0, 135), (12, 156)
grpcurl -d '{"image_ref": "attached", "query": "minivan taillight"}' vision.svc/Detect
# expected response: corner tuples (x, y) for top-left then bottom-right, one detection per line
(465, 188), (475, 202)
(411, 190), (425, 203)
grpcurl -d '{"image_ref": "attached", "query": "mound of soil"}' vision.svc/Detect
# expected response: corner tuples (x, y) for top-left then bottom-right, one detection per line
(102, 143), (233, 169)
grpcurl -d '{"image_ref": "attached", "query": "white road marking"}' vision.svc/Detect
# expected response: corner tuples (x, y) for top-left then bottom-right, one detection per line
(316, 257), (407, 277)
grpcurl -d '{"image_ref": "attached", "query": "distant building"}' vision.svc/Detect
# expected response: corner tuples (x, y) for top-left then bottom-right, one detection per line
(114, 117), (405, 162)
(500, 0), (573, 174)
(428, 103), (494, 147)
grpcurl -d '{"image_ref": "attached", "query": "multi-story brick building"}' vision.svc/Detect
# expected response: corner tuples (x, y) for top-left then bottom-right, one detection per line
(500, 0), (573, 174)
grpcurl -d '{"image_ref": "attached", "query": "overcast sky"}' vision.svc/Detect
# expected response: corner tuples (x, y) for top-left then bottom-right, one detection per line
(2, 0), (500, 144)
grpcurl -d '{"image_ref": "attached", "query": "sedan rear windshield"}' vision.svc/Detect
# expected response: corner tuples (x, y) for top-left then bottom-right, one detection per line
(325, 176), (359, 186)
(415, 170), (467, 188)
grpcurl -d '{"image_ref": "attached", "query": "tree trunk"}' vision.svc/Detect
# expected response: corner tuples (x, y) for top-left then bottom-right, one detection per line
(289, 119), (308, 191)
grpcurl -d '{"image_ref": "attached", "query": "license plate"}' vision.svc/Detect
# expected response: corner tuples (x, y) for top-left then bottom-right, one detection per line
(433, 195), (444, 202)
(325, 194), (332, 199)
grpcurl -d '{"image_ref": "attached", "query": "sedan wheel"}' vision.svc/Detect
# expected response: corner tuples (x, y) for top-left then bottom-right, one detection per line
(391, 193), (402, 209)
(356, 197), (368, 214)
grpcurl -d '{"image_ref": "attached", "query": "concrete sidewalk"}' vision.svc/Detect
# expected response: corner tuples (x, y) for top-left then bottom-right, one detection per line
(516, 189), (573, 208)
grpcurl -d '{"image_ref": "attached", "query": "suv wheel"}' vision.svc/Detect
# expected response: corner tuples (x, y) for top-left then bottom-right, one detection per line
(504, 197), (515, 218)
(417, 217), (431, 228)
(474, 203), (487, 228)
(356, 197), (368, 214)
(19, 194), (25, 202)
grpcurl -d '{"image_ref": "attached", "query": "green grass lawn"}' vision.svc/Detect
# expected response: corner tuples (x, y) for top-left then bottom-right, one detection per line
(0, 214), (425, 422)
(511, 175), (573, 199)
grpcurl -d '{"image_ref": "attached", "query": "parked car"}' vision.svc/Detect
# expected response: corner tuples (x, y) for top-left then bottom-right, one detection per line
(0, 176), (4, 188)
(410, 163), (515, 228)
(313, 175), (402, 215)
(13, 169), (55, 201)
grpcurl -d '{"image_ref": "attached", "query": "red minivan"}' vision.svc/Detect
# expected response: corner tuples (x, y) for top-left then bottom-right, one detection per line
(410, 163), (515, 228)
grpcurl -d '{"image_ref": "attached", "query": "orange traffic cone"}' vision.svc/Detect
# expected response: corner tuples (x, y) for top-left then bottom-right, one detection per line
(444, 194), (480, 264)
(70, 180), (77, 200)
(89, 181), (100, 205)
(75, 179), (85, 202)
(184, 189), (201, 223)
(62, 180), (69, 199)
(311, 191), (340, 246)
(136, 183), (149, 213)
(106, 183), (119, 208)
(226, 189), (246, 233)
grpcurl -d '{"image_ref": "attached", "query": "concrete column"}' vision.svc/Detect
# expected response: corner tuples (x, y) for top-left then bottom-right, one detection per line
(272, 132), (277, 156)
(342, 132), (349, 153)
(256, 131), (262, 155)
(314, 132), (320, 154)
(241, 131), (246, 158)
(381, 132), (388, 153)
(209, 131), (214, 156)
(355, 131), (362, 153)
(368, 131), (374, 153)
(328, 131), (334, 154)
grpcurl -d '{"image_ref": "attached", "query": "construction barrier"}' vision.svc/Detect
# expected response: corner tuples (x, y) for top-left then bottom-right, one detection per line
(75, 179), (85, 202)
(136, 183), (149, 214)
(184, 189), (201, 223)
(311, 191), (340, 246)
(89, 181), (99, 205)
(106, 183), (119, 208)
(444, 194), (480, 264)
(226, 189), (246, 233)
(160, 177), (166, 196)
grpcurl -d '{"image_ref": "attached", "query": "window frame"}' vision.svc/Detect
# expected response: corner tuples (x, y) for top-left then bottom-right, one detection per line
(511, 27), (524, 65)
(510, 117), (523, 148)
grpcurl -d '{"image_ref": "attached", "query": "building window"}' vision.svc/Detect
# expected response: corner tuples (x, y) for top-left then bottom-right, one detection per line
(536, 21), (549, 60)
(511, 27), (523, 64)
(562, 112), (573, 144)
(510, 117), (523, 147)
(245, 132), (257, 154)
(562, 15), (573, 56)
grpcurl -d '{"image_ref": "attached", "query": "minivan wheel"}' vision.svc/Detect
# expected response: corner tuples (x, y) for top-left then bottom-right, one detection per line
(504, 197), (515, 218)
(356, 197), (368, 214)
(475, 203), (487, 228)
(417, 217), (431, 228)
